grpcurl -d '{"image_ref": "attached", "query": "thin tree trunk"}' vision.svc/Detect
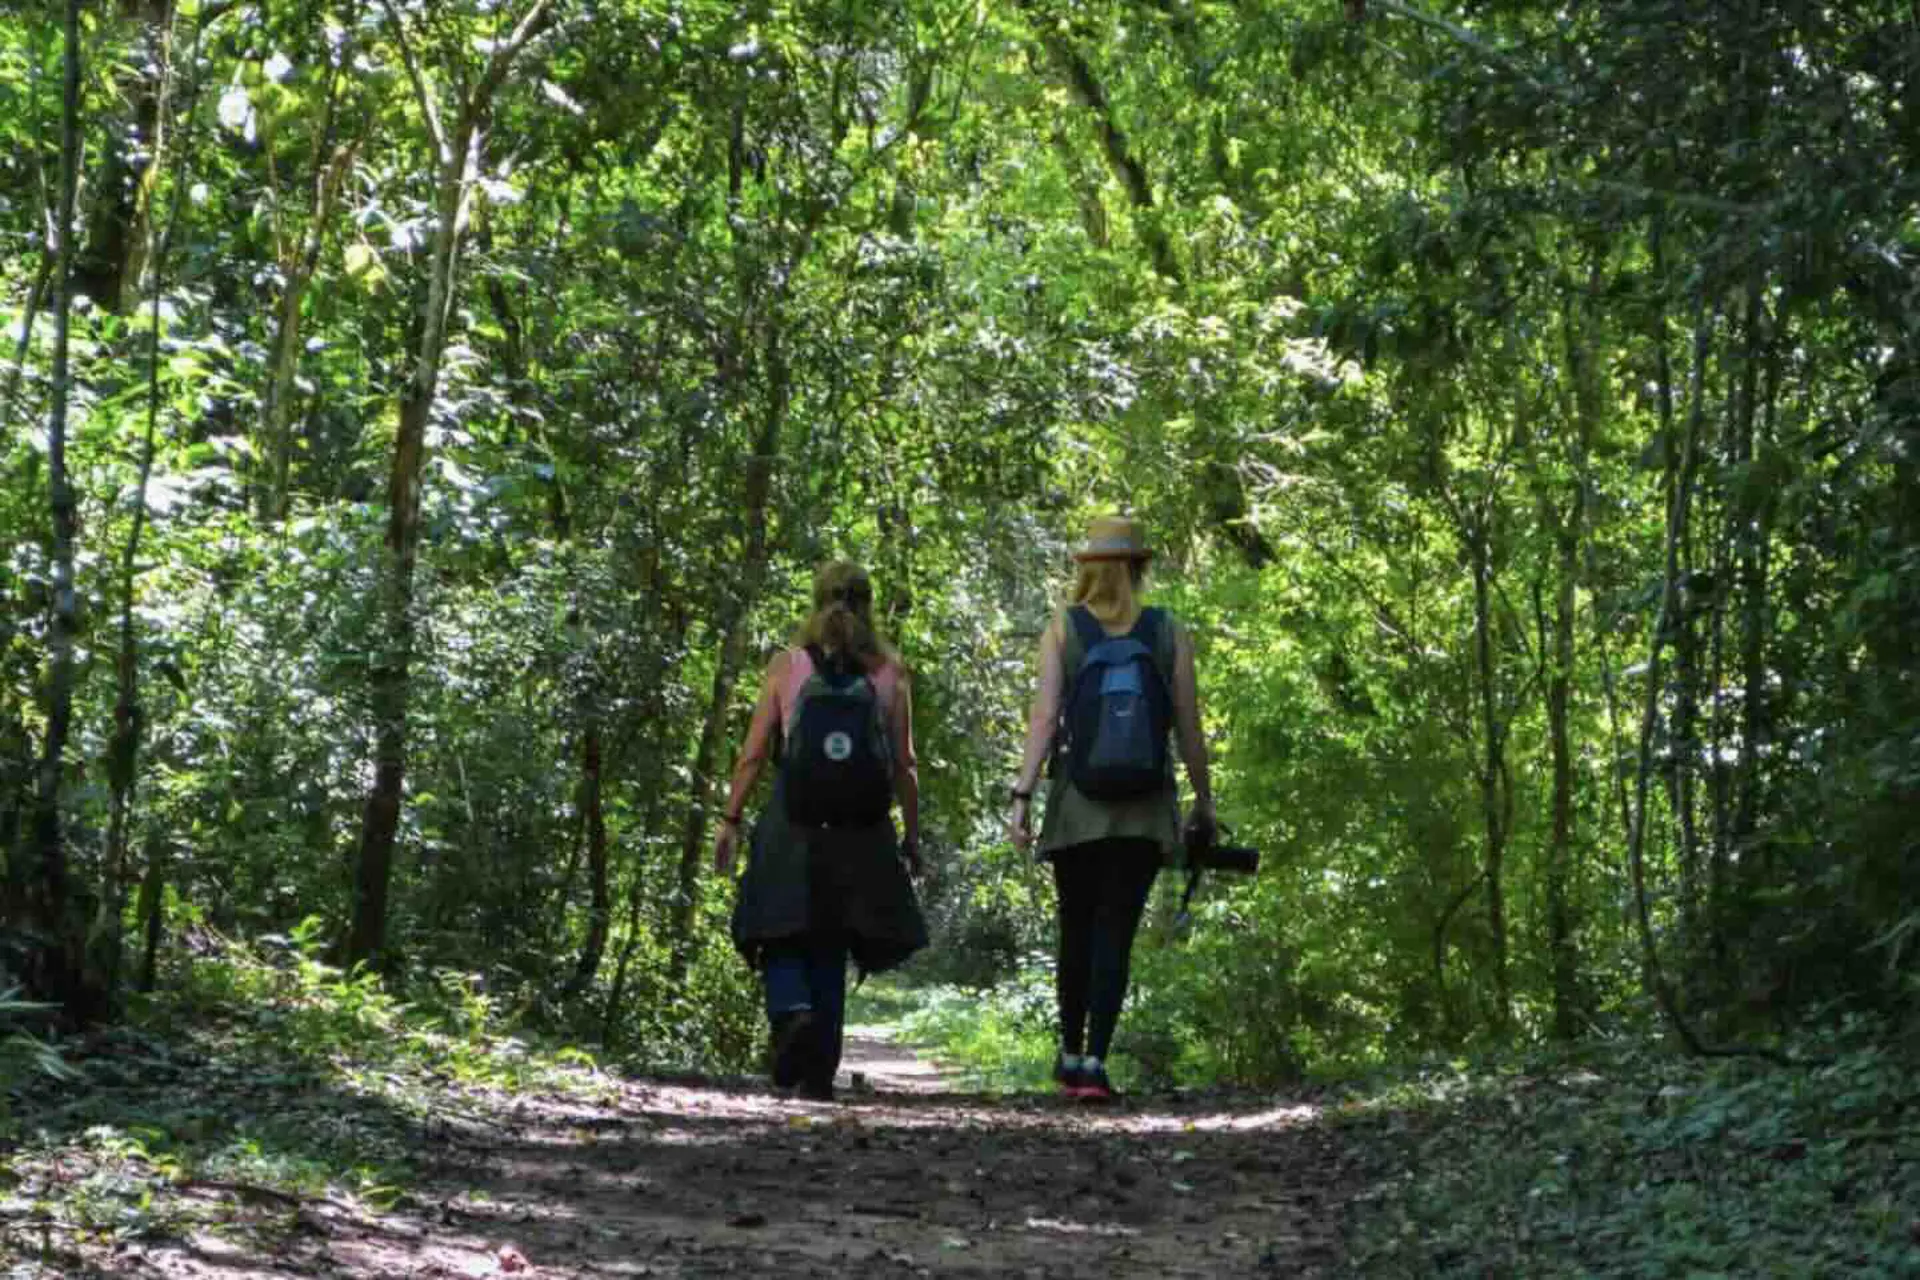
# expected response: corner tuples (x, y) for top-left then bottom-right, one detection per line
(1668, 310), (1717, 953)
(259, 37), (353, 521)
(73, 0), (173, 312)
(1031, 20), (1182, 285)
(566, 719), (610, 996)
(603, 796), (664, 1046)
(1730, 305), (1778, 895)
(1545, 285), (1602, 1038)
(1628, 309), (1713, 1051)
(100, 255), (164, 1003)
(0, 252), (53, 439)
(348, 0), (560, 967)
(1, 18), (55, 441)
(136, 833), (167, 992)
(0, 717), (32, 918)
(669, 621), (753, 978)
(100, 0), (211, 1001)
(667, 314), (788, 981)
(348, 149), (467, 969)
(23, 0), (97, 1024)
(1545, 503), (1581, 1038)
(1467, 521), (1511, 1032)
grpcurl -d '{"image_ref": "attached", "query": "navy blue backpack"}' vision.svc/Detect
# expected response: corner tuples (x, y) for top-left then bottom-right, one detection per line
(1061, 606), (1173, 800)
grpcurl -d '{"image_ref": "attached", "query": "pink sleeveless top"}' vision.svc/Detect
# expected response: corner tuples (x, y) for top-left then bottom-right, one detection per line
(777, 647), (901, 728)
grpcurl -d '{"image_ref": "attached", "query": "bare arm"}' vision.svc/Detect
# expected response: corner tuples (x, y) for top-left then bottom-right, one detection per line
(714, 655), (783, 871)
(1013, 617), (1065, 796)
(1008, 618), (1064, 849)
(892, 671), (920, 860)
(1172, 623), (1214, 817)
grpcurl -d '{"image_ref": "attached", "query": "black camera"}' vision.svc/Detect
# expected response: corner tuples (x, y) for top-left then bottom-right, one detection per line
(1183, 821), (1261, 874)
(1190, 840), (1261, 873)
(1175, 820), (1261, 928)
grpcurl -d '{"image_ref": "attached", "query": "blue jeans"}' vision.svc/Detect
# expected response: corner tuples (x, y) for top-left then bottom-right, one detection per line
(763, 937), (849, 1082)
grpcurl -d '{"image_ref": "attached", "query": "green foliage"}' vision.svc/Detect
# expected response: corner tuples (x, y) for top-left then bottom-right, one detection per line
(2, 0), (1917, 1144)
(1337, 1038), (1920, 1276)
(0, 991), (77, 1106)
(0, 929), (651, 1265)
(895, 971), (1060, 1093)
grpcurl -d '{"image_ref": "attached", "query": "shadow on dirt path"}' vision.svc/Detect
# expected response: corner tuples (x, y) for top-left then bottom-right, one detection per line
(107, 1030), (1359, 1278)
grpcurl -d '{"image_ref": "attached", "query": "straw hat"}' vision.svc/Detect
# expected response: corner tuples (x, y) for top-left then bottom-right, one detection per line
(1072, 514), (1154, 562)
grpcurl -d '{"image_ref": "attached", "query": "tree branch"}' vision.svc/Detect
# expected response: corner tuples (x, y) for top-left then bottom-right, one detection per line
(471, 0), (562, 116)
(1368, 0), (1545, 94)
(1029, 20), (1182, 283)
(377, 0), (448, 161)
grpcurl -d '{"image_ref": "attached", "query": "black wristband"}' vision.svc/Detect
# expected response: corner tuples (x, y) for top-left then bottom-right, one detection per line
(1010, 787), (1032, 802)
(721, 811), (744, 827)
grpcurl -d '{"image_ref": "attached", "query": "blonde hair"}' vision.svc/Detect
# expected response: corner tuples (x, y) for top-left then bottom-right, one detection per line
(794, 560), (898, 672)
(1070, 558), (1146, 629)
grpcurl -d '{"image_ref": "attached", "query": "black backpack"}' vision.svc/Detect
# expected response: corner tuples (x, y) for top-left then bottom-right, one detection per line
(782, 646), (894, 828)
(1060, 606), (1173, 800)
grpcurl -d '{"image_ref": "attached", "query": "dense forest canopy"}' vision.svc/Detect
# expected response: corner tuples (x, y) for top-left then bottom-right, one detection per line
(3, 0), (1916, 1073)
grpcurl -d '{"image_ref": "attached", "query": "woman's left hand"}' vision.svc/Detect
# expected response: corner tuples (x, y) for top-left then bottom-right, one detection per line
(714, 820), (741, 874)
(901, 836), (924, 880)
(1007, 796), (1033, 851)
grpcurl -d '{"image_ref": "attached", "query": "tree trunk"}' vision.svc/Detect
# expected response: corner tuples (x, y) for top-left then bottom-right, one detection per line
(1730, 299), (1777, 898)
(1034, 24), (1181, 284)
(259, 59), (353, 521)
(22, 0), (100, 1025)
(99, 288), (163, 1002)
(100, 2), (210, 1001)
(0, 716), (32, 919)
(669, 622), (752, 979)
(347, 150), (467, 969)
(1, 251), (53, 440)
(348, 0), (560, 968)
(75, 0), (174, 312)
(566, 715), (610, 996)
(602, 796), (665, 1046)
(1545, 509), (1580, 1038)
(136, 836), (167, 992)
(668, 320), (788, 980)
(1545, 290), (1601, 1040)
(1627, 309), (1714, 1052)
(1467, 518), (1511, 1031)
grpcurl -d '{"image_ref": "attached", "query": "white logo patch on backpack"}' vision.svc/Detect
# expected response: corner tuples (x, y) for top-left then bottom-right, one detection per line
(782, 646), (894, 828)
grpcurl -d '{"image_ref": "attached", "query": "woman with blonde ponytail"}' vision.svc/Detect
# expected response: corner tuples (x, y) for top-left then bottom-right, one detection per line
(715, 561), (926, 1101)
(1007, 516), (1214, 1101)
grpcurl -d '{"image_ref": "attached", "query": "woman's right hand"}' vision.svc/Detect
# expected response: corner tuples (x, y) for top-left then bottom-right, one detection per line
(1007, 796), (1033, 851)
(714, 820), (740, 874)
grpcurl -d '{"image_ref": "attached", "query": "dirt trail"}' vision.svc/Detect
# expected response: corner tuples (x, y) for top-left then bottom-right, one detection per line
(127, 1031), (1357, 1278)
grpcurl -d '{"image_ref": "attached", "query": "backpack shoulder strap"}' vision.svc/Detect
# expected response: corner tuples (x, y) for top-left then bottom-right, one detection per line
(1066, 605), (1106, 663)
(1135, 608), (1177, 687)
(1130, 606), (1164, 648)
(780, 647), (814, 718)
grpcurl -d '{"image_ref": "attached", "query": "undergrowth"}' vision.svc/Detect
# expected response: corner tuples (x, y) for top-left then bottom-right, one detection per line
(878, 974), (1918, 1276)
(1331, 1031), (1920, 1277)
(0, 921), (631, 1267)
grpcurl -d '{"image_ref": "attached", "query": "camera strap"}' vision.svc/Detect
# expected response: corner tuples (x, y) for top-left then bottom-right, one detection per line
(1174, 867), (1204, 929)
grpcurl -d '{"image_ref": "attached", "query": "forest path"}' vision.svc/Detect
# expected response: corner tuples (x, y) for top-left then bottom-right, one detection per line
(126, 1026), (1358, 1279)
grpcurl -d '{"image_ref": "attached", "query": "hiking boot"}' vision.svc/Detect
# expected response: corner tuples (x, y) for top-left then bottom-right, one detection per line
(1053, 1051), (1088, 1094)
(1073, 1059), (1116, 1103)
(770, 1009), (817, 1089)
(797, 1076), (836, 1103)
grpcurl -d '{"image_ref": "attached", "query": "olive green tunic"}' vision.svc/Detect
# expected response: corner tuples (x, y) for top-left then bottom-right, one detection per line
(1036, 607), (1185, 866)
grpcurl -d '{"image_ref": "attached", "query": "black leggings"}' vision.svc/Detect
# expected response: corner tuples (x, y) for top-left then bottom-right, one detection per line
(1051, 839), (1160, 1059)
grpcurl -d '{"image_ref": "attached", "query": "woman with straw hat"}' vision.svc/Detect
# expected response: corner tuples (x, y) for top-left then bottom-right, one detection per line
(717, 560), (928, 1102)
(1007, 515), (1215, 1100)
